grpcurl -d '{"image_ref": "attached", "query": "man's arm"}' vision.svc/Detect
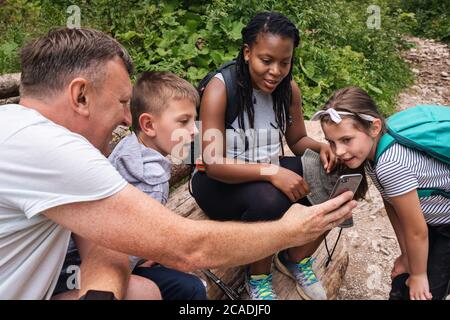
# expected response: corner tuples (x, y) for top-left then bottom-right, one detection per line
(44, 184), (356, 272)
(73, 235), (131, 299)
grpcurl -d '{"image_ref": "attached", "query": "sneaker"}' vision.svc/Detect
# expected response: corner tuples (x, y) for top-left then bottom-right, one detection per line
(274, 251), (327, 300)
(245, 273), (278, 300)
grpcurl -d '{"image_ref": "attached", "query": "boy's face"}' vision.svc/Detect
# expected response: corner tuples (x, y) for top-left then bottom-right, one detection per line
(151, 98), (198, 158)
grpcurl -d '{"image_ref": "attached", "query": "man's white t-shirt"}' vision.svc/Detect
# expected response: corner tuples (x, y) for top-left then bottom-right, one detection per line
(0, 104), (127, 299)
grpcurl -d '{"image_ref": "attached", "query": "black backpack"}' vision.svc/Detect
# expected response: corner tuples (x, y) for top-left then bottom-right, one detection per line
(189, 60), (249, 174)
(196, 60), (240, 130)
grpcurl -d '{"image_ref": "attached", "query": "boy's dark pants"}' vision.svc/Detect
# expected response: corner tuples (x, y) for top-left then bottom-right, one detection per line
(389, 224), (450, 300)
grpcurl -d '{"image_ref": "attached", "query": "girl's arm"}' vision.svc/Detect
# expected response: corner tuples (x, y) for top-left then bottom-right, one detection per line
(285, 81), (336, 172)
(383, 199), (408, 256)
(389, 190), (432, 300)
(383, 199), (410, 279)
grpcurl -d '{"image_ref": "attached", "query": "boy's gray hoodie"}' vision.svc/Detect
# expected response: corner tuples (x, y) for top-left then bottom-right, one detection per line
(108, 132), (171, 205)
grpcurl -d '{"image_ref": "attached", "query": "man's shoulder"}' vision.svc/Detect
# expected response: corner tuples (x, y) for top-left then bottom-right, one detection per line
(0, 104), (49, 141)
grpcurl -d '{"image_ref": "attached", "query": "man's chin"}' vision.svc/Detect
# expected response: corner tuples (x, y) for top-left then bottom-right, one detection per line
(102, 142), (113, 157)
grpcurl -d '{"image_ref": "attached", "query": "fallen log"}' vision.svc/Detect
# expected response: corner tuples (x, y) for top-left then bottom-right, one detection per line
(0, 96), (20, 105)
(0, 73), (20, 99)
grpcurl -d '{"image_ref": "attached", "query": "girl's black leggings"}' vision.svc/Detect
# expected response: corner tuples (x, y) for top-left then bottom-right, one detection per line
(191, 156), (310, 222)
(390, 224), (450, 300)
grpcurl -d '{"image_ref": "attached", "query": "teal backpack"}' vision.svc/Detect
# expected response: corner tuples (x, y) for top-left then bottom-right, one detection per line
(375, 105), (450, 199)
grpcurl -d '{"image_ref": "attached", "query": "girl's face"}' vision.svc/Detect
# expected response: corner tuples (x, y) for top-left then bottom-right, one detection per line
(321, 118), (381, 168)
(243, 33), (294, 94)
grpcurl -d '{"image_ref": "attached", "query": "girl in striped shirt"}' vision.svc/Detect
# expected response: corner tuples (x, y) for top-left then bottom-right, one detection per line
(312, 87), (450, 300)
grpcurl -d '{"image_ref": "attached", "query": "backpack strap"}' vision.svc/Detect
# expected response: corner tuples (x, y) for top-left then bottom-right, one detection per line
(375, 133), (395, 163)
(417, 188), (450, 199)
(218, 62), (240, 130)
(375, 134), (450, 199)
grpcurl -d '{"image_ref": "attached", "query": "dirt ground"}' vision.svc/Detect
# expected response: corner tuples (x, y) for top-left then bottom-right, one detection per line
(336, 36), (450, 300)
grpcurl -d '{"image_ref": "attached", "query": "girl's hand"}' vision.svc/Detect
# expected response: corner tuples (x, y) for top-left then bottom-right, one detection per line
(406, 274), (433, 300)
(391, 254), (409, 279)
(319, 143), (337, 173)
(268, 167), (310, 202)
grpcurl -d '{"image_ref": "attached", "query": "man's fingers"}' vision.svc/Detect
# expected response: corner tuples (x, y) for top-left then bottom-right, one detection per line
(317, 191), (355, 215)
(324, 201), (356, 229)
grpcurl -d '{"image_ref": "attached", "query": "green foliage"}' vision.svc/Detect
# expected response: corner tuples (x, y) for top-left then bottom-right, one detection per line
(0, 0), (418, 117)
(397, 0), (450, 44)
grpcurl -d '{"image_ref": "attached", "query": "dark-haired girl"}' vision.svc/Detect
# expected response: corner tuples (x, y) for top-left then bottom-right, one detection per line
(191, 12), (336, 300)
(314, 87), (450, 300)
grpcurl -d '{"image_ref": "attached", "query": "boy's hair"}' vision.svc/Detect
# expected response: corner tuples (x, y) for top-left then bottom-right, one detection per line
(131, 71), (199, 133)
(319, 86), (388, 200)
(20, 27), (133, 99)
(235, 12), (300, 131)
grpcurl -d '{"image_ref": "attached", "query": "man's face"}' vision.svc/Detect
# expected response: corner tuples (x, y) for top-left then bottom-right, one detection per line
(88, 57), (132, 155)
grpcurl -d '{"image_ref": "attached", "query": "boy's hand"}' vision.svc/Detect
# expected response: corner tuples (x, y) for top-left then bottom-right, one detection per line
(319, 143), (337, 173)
(391, 254), (409, 280)
(406, 274), (432, 300)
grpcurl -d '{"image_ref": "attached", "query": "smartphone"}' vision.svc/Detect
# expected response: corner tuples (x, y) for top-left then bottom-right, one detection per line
(329, 174), (362, 228)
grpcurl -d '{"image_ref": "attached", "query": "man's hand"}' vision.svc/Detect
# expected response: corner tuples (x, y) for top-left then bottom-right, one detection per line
(283, 191), (357, 246)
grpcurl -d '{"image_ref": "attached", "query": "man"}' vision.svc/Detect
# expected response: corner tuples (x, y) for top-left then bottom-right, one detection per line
(0, 28), (356, 300)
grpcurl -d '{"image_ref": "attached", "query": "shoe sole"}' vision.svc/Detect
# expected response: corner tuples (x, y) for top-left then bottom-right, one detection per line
(273, 254), (312, 300)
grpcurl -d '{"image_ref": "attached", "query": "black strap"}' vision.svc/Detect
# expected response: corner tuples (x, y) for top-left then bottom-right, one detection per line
(220, 62), (240, 130)
(201, 269), (241, 300)
(324, 228), (343, 268)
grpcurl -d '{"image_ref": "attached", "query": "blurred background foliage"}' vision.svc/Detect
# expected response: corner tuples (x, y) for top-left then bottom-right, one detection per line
(1, 0), (448, 116)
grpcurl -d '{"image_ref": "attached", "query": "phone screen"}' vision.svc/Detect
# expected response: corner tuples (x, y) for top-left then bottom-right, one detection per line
(329, 174), (362, 228)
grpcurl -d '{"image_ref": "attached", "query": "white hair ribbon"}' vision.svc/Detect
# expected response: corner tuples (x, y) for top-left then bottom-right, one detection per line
(311, 108), (375, 124)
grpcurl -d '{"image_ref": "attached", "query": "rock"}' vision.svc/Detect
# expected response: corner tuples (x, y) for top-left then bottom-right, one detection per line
(441, 71), (449, 78)
(0, 73), (20, 99)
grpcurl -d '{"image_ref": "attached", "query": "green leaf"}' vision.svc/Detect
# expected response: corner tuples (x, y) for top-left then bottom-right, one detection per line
(229, 21), (245, 41)
(367, 83), (383, 94)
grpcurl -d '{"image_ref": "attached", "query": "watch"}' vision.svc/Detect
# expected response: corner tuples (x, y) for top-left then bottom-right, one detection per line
(79, 290), (117, 300)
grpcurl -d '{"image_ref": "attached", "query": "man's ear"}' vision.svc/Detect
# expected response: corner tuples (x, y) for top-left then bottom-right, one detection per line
(139, 113), (157, 138)
(68, 78), (91, 117)
(370, 118), (383, 138)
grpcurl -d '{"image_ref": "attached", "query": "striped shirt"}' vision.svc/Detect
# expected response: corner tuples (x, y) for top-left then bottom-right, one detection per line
(365, 143), (450, 225)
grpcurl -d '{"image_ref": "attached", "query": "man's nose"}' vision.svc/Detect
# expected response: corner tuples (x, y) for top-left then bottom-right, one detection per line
(123, 104), (132, 127)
